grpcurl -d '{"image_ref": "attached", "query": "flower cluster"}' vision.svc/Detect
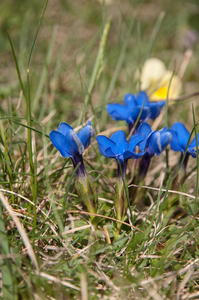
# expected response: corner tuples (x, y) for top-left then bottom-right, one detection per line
(107, 91), (165, 133)
(49, 57), (198, 234)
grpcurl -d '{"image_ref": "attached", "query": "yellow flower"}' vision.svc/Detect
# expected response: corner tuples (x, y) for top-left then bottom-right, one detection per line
(140, 58), (182, 101)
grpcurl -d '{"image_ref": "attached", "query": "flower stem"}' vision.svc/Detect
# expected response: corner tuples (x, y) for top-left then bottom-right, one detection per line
(137, 152), (152, 181)
(179, 152), (190, 184)
(114, 161), (128, 235)
(73, 154), (98, 220)
(72, 154), (86, 179)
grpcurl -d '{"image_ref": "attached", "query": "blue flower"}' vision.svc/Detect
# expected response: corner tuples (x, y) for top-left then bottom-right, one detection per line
(136, 122), (172, 181)
(106, 91), (165, 131)
(169, 122), (199, 158)
(50, 121), (97, 216)
(96, 131), (145, 164)
(49, 121), (94, 158)
(97, 130), (145, 229)
(137, 122), (172, 157)
(49, 121), (95, 176)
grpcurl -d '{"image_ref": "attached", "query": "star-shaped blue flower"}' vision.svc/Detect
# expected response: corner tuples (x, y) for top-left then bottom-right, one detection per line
(50, 121), (95, 176)
(96, 131), (145, 164)
(50, 121), (94, 158)
(97, 130), (145, 225)
(106, 91), (165, 131)
(137, 122), (172, 157)
(169, 122), (199, 158)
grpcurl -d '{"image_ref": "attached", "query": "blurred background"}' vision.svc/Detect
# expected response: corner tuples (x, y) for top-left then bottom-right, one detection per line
(0, 0), (199, 129)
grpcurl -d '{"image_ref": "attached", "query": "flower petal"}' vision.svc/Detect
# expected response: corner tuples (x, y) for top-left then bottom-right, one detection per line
(49, 131), (71, 157)
(128, 134), (146, 152)
(188, 133), (199, 158)
(106, 104), (129, 122)
(66, 130), (84, 156)
(147, 131), (161, 155)
(189, 133), (199, 148)
(57, 123), (73, 136)
(147, 131), (171, 156)
(130, 106), (150, 123)
(170, 122), (190, 151)
(123, 93), (136, 110)
(168, 129), (182, 152)
(123, 150), (143, 161)
(77, 122), (95, 149)
(110, 131), (128, 155)
(137, 122), (152, 152)
(96, 135), (116, 158)
(141, 58), (166, 90)
(136, 91), (150, 106)
(148, 101), (166, 119)
(160, 132), (172, 151)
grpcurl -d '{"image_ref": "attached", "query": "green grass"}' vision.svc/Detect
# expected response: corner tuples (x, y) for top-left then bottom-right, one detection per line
(0, 0), (199, 299)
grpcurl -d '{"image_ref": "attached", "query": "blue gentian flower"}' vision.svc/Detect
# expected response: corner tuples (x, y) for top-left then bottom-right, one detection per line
(169, 122), (199, 158)
(136, 122), (172, 180)
(50, 121), (94, 178)
(106, 91), (165, 133)
(137, 122), (172, 157)
(97, 131), (145, 228)
(169, 122), (199, 169)
(50, 121), (97, 216)
(97, 130), (145, 175)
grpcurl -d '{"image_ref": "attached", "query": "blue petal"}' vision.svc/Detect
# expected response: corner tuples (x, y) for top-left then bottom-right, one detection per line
(106, 104), (129, 122)
(147, 131), (171, 156)
(128, 134), (146, 152)
(77, 122), (95, 149)
(105, 147), (116, 157)
(137, 122), (152, 136)
(49, 131), (71, 157)
(96, 135), (116, 158)
(110, 131), (128, 155)
(136, 91), (150, 106)
(130, 106), (150, 123)
(124, 93), (136, 110)
(156, 100), (166, 108)
(148, 101), (165, 119)
(57, 123), (73, 136)
(168, 129), (183, 152)
(65, 129), (84, 156)
(189, 133), (199, 148)
(187, 148), (197, 158)
(188, 133), (199, 158)
(159, 126), (168, 133)
(123, 150), (143, 161)
(170, 122), (190, 150)
(160, 132), (172, 151)
(147, 132), (161, 155)
(137, 122), (152, 152)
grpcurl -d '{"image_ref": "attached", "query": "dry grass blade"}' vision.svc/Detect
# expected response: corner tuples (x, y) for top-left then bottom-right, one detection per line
(0, 188), (56, 224)
(81, 273), (88, 300)
(61, 224), (91, 235)
(177, 267), (194, 300)
(0, 191), (39, 270)
(182, 291), (199, 300)
(128, 184), (198, 200)
(140, 282), (164, 300)
(36, 271), (80, 291)
(67, 210), (144, 233)
(95, 262), (120, 292)
(46, 221), (73, 256)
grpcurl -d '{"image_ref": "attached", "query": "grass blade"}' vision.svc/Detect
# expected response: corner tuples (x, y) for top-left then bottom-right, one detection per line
(83, 20), (111, 118)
